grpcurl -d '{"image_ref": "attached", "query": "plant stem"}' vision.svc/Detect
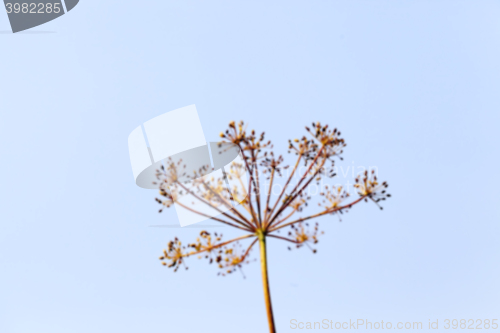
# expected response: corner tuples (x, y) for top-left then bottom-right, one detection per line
(258, 232), (276, 333)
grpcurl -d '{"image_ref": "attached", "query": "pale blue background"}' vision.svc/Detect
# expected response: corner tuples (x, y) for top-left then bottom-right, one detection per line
(1, 1), (499, 332)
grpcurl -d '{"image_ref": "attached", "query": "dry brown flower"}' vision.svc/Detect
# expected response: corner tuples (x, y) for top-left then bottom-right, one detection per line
(153, 121), (390, 332)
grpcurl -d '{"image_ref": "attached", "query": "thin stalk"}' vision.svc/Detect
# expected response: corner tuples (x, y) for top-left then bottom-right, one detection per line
(173, 201), (253, 232)
(269, 196), (366, 232)
(267, 155), (301, 219)
(267, 234), (299, 244)
(183, 234), (255, 258)
(237, 144), (260, 227)
(264, 167), (275, 222)
(258, 232), (276, 333)
(252, 150), (263, 226)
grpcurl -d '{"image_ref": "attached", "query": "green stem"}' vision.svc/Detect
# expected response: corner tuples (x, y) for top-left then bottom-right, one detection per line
(258, 232), (276, 333)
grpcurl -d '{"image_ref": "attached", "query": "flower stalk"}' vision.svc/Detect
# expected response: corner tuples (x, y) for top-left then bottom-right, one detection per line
(258, 231), (276, 333)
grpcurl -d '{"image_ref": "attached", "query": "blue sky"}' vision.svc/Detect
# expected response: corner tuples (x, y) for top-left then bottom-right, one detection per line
(1, 1), (499, 332)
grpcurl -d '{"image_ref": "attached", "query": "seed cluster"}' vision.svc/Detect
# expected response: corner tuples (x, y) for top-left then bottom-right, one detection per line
(158, 231), (254, 276)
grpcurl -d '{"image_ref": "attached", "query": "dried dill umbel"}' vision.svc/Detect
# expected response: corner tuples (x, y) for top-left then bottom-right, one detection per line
(154, 121), (390, 333)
